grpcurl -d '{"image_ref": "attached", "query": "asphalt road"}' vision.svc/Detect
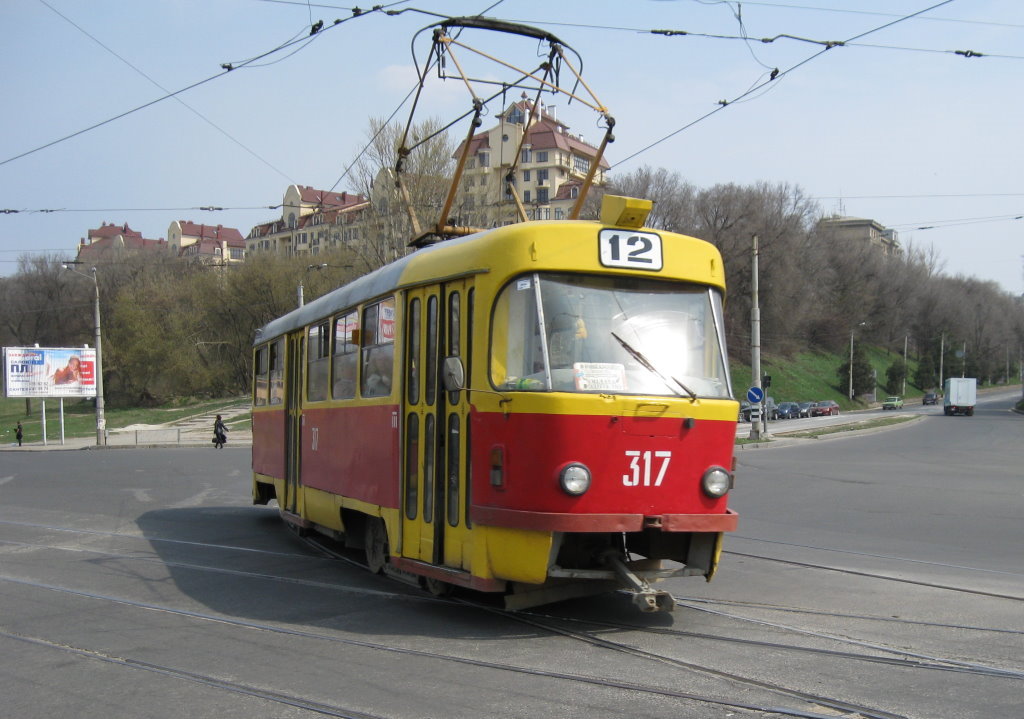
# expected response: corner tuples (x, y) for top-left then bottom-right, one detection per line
(0, 391), (1021, 718)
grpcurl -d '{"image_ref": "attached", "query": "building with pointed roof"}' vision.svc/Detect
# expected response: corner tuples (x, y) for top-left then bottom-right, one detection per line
(246, 185), (370, 258)
(453, 98), (610, 228)
(76, 222), (167, 263)
(168, 221), (246, 265)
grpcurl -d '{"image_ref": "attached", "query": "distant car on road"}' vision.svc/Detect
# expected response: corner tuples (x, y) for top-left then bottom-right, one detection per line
(922, 392), (938, 405)
(810, 400), (840, 416)
(740, 397), (778, 421)
(776, 402), (801, 419)
(798, 401), (814, 418)
(881, 396), (904, 410)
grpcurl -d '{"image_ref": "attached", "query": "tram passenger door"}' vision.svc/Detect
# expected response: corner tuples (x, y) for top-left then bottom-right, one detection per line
(401, 281), (473, 569)
(283, 332), (303, 514)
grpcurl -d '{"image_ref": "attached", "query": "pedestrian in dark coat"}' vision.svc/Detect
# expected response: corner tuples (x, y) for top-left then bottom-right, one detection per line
(15, 422), (23, 447)
(213, 415), (228, 449)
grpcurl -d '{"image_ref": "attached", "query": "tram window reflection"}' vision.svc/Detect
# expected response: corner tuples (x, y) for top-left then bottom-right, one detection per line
(490, 273), (730, 398)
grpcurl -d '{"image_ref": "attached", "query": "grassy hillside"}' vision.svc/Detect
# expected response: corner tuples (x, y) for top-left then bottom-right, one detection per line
(730, 346), (924, 410)
(1, 396), (249, 445)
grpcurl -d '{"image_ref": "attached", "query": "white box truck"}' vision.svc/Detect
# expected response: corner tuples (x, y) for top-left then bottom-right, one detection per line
(943, 377), (976, 416)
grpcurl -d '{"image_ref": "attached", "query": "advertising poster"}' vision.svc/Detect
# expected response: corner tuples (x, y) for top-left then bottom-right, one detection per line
(3, 347), (98, 398)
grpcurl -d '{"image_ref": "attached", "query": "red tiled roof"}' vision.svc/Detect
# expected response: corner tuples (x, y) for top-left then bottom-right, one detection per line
(175, 221), (245, 244)
(295, 186), (366, 210)
(180, 238), (243, 257)
(453, 100), (610, 169)
(553, 179), (583, 201)
(77, 234), (166, 260)
(88, 222), (142, 241)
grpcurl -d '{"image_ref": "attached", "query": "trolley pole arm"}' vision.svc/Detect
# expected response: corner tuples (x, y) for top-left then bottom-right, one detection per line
(436, 100), (483, 234)
(569, 117), (614, 219)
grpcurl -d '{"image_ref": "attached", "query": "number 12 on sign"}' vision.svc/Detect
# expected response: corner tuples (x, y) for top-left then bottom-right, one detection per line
(599, 229), (663, 271)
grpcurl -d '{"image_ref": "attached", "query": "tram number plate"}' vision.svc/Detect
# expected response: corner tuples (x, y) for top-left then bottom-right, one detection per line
(598, 229), (663, 271)
(623, 450), (672, 487)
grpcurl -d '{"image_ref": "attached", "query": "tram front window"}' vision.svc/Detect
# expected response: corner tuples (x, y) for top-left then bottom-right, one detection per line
(490, 273), (731, 398)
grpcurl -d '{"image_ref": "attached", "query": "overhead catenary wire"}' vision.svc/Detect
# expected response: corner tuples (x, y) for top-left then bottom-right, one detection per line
(611, 0), (960, 170)
(0, 5), (396, 169)
(3, 0), (1018, 269)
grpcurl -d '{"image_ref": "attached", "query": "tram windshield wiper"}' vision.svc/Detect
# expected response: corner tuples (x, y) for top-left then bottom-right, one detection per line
(611, 332), (698, 401)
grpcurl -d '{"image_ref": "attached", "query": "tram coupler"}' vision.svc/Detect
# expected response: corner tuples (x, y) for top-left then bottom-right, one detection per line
(602, 552), (675, 613)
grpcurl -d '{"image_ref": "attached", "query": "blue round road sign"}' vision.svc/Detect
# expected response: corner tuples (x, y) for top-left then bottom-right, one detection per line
(746, 386), (764, 403)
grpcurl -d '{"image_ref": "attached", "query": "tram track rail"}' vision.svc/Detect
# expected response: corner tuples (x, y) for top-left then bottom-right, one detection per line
(509, 602), (1024, 681)
(1, 627), (386, 719)
(0, 573), (883, 719)
(3, 521), (1020, 719)
(725, 549), (1024, 602)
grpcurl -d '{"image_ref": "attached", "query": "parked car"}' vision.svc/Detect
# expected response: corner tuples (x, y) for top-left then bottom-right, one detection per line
(810, 400), (840, 416)
(881, 396), (904, 410)
(739, 400), (752, 422)
(797, 401), (814, 418)
(922, 392), (938, 405)
(739, 397), (778, 421)
(776, 401), (800, 419)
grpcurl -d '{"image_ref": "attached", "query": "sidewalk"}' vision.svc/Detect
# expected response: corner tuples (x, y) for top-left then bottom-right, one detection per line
(3, 403), (253, 451)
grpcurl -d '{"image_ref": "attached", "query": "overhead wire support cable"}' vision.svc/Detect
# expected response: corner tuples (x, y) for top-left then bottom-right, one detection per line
(612, 0), (958, 170)
(0, 6), (386, 168)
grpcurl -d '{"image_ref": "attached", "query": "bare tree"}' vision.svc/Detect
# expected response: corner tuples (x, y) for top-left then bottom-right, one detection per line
(348, 117), (456, 270)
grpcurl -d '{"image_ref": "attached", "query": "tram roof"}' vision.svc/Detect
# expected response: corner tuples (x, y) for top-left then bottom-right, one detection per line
(253, 218), (726, 344)
(253, 229), (485, 344)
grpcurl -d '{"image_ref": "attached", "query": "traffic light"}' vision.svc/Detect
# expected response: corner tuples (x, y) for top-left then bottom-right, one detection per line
(762, 375), (772, 388)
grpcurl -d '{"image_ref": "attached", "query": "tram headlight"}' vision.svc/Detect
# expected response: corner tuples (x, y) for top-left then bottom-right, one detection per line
(701, 466), (733, 498)
(559, 463), (592, 496)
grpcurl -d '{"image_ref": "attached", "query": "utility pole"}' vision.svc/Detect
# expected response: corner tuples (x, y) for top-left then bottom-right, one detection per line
(62, 263), (105, 445)
(962, 341), (966, 378)
(938, 332), (945, 391)
(749, 234), (763, 440)
(849, 329), (855, 400)
(902, 335), (908, 396)
(92, 267), (105, 446)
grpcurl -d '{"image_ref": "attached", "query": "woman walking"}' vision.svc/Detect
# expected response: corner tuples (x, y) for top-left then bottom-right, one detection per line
(213, 415), (228, 449)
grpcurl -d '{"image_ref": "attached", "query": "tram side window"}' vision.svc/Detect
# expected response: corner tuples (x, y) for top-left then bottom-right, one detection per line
(307, 321), (330, 402)
(253, 345), (269, 406)
(361, 297), (395, 398)
(269, 339), (284, 405)
(332, 311), (359, 400)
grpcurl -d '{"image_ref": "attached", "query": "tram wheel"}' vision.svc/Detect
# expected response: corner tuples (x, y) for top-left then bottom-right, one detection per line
(423, 576), (452, 597)
(364, 518), (388, 574)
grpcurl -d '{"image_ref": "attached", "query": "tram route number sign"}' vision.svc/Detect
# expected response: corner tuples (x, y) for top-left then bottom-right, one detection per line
(598, 229), (663, 271)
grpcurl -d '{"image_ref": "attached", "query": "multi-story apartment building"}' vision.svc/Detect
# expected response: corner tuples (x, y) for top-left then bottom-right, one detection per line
(76, 222), (167, 263)
(246, 185), (369, 258)
(454, 98), (610, 229)
(817, 216), (903, 256)
(167, 221), (246, 265)
(243, 103), (609, 261)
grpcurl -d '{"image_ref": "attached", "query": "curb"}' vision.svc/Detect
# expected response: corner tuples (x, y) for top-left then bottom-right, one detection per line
(735, 413), (925, 450)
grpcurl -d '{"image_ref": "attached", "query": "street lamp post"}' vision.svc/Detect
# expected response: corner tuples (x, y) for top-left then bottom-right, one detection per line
(63, 264), (105, 445)
(848, 329), (855, 400)
(902, 334), (908, 397)
(849, 322), (866, 401)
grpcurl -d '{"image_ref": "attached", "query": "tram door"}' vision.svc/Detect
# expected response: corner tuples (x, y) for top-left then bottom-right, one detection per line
(401, 280), (473, 569)
(283, 331), (304, 514)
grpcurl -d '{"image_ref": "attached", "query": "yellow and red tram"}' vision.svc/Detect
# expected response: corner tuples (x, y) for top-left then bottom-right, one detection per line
(251, 195), (738, 611)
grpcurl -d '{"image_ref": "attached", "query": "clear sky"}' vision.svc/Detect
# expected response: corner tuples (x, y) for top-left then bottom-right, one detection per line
(2, 0), (1021, 295)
